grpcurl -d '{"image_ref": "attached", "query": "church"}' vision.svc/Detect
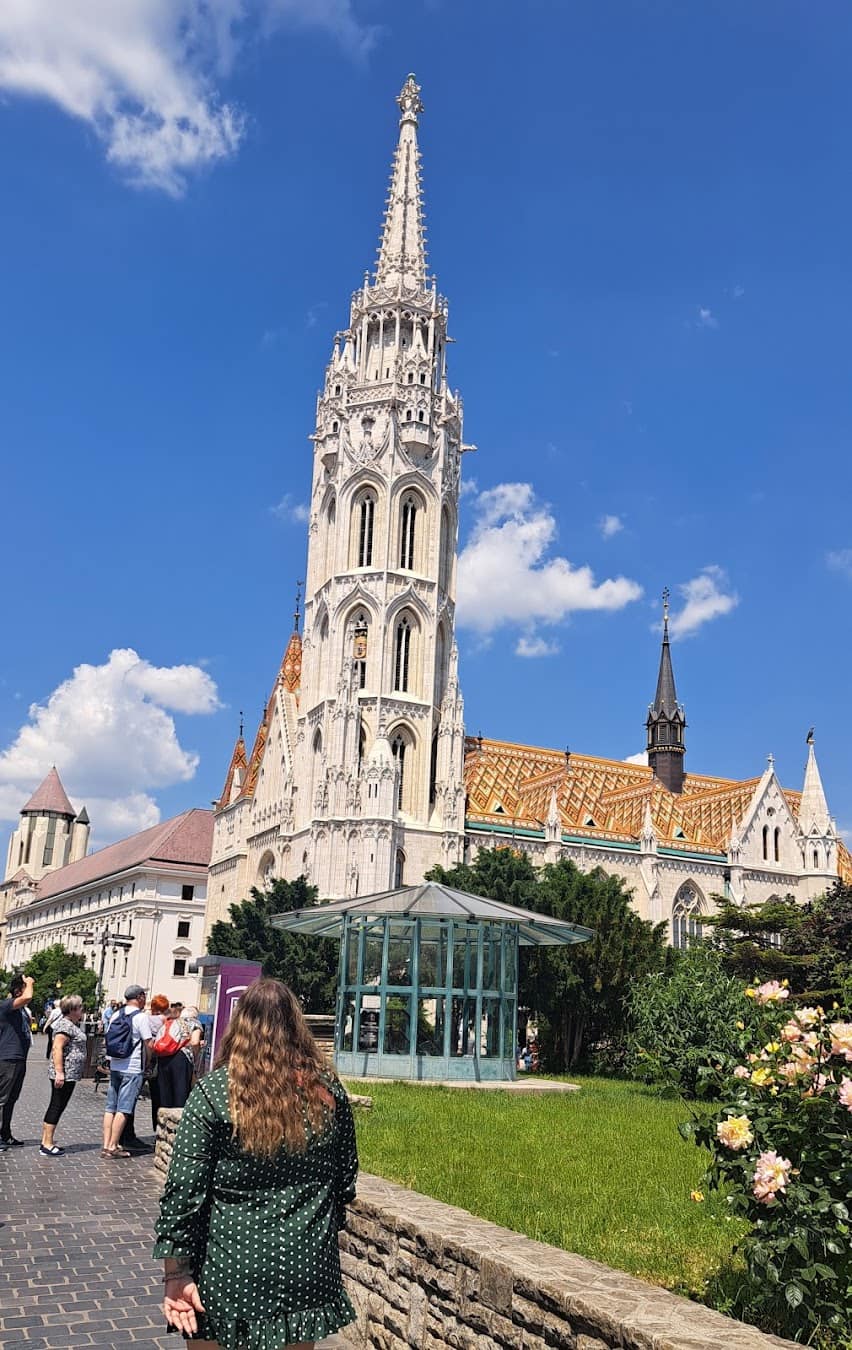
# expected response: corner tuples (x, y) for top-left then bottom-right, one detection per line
(205, 75), (850, 948)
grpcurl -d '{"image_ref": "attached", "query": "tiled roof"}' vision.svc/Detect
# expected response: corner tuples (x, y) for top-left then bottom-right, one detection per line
(464, 736), (806, 855)
(22, 809), (213, 904)
(281, 630), (302, 695)
(21, 767), (75, 817)
(215, 736), (248, 811)
(838, 841), (852, 885)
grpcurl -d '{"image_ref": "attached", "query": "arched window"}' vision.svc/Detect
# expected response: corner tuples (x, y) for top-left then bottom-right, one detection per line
(774, 827), (781, 864)
(394, 849), (405, 888)
(439, 507), (453, 592)
(354, 492), (376, 568)
(399, 494), (418, 570)
(405, 408), (412, 421)
(417, 408), (425, 423)
(813, 848), (819, 869)
(357, 723), (366, 769)
(391, 734), (407, 811)
(434, 625), (446, 705)
(393, 616), (412, 692)
(672, 882), (704, 950)
(325, 498), (336, 577)
(351, 611), (369, 689)
(429, 731), (438, 805)
(762, 825), (769, 861)
(311, 729), (323, 807)
(257, 851), (276, 889)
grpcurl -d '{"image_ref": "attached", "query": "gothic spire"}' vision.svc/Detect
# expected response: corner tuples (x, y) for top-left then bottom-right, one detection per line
(652, 587), (678, 716)
(646, 589), (687, 793)
(799, 730), (831, 835)
(374, 74), (427, 291)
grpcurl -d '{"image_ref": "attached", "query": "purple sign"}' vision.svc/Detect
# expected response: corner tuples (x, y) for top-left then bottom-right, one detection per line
(196, 957), (262, 1075)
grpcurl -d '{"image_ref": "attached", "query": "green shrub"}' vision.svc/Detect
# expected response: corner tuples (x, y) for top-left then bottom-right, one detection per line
(627, 944), (761, 1097)
(683, 981), (852, 1346)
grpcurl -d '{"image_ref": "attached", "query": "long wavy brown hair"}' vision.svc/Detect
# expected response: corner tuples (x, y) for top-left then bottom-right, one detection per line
(215, 978), (333, 1157)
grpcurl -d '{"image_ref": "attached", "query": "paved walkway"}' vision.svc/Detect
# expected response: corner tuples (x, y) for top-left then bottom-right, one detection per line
(0, 1055), (349, 1349)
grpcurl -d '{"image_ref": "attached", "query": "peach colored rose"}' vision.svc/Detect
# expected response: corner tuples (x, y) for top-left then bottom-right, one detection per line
(733, 1065), (750, 1080)
(753, 1151), (792, 1205)
(717, 1115), (754, 1151)
(781, 1020), (802, 1043)
(794, 1006), (821, 1028)
(753, 981), (790, 1006)
(838, 1077), (852, 1112)
(829, 1022), (852, 1062)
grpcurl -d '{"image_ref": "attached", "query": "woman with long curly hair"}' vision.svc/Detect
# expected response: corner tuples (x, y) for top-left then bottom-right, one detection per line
(153, 978), (358, 1349)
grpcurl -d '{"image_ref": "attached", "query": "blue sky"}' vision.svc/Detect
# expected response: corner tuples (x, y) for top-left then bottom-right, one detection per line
(1, 1), (851, 846)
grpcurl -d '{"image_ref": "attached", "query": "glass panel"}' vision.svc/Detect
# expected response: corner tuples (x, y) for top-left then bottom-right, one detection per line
(345, 925), (360, 985)
(386, 922), (414, 986)
(363, 919), (386, 985)
(339, 993), (356, 1053)
(357, 991), (380, 1051)
(502, 931), (517, 993)
(502, 998), (516, 1062)
(450, 996), (477, 1057)
(419, 922), (449, 988)
(452, 926), (477, 991)
(480, 997), (501, 1057)
(383, 995), (412, 1054)
(482, 927), (500, 990)
(416, 995), (445, 1055)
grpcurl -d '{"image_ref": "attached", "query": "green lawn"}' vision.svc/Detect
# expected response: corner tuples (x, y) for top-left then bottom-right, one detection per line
(344, 1075), (745, 1296)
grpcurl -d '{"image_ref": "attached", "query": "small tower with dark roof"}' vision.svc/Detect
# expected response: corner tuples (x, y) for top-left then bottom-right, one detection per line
(646, 590), (687, 793)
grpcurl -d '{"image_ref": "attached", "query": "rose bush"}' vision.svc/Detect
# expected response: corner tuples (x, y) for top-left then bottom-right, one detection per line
(682, 982), (852, 1346)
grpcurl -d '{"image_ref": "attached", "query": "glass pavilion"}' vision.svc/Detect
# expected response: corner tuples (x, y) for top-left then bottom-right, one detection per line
(272, 882), (593, 1081)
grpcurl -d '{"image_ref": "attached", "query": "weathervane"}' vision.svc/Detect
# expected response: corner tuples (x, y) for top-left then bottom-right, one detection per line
(662, 586), (670, 625)
(239, 710), (244, 739)
(294, 580), (303, 634)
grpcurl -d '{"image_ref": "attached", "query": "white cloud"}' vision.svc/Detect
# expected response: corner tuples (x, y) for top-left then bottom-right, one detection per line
(667, 565), (739, 639)
(624, 751), (648, 766)
(599, 514), (624, 539)
(733, 284), (745, 299)
(456, 482), (643, 635)
(697, 307), (718, 329)
(515, 635), (560, 658)
(0, 648), (220, 844)
(271, 493), (309, 524)
(459, 476), (479, 500)
(0, 1), (378, 195)
(826, 548), (852, 580)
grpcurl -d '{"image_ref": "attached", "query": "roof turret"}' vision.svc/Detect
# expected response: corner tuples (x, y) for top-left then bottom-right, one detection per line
(799, 731), (832, 836)
(21, 767), (75, 817)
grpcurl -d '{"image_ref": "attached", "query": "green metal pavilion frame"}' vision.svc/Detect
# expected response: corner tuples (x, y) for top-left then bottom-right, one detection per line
(272, 882), (593, 1081)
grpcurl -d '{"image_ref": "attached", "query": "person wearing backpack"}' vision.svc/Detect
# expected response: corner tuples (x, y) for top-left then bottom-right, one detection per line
(101, 984), (154, 1160)
(155, 1005), (204, 1109)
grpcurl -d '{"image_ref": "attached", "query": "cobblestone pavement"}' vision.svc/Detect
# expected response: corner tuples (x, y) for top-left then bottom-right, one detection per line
(0, 1052), (349, 1349)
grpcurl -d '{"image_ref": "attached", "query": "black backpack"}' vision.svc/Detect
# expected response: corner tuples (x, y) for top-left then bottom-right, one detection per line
(104, 1007), (142, 1058)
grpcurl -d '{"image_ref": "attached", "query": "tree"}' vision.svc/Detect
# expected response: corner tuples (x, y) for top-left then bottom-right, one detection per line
(428, 850), (667, 1070)
(23, 945), (98, 1015)
(207, 876), (338, 1013)
(701, 894), (814, 990)
(787, 879), (852, 1002)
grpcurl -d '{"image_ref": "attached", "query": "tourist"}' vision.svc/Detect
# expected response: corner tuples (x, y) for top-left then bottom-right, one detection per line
(156, 1003), (204, 1110)
(101, 999), (121, 1033)
(102, 984), (154, 1160)
(154, 978), (358, 1348)
(0, 972), (35, 1149)
(40, 994), (87, 1157)
(140, 994), (170, 1136)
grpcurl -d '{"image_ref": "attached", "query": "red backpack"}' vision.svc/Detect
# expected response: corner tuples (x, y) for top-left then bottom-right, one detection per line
(152, 1017), (190, 1057)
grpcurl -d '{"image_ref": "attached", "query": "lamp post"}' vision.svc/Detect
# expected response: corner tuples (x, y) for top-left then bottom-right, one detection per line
(71, 928), (134, 1006)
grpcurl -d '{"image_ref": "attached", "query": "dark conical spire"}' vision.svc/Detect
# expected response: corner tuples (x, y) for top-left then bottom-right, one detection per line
(646, 589), (687, 793)
(652, 588), (678, 716)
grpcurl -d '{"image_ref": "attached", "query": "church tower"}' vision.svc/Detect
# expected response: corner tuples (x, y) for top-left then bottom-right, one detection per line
(296, 73), (467, 897)
(646, 591), (686, 793)
(3, 767), (90, 884)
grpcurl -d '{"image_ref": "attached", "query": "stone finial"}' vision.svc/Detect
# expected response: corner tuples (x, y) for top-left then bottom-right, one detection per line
(397, 73), (424, 126)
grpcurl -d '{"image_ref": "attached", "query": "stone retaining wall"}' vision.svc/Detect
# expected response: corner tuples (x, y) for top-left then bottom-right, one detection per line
(155, 1109), (796, 1350)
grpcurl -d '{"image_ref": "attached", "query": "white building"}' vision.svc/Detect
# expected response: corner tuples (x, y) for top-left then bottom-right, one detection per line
(1, 768), (212, 1000)
(205, 74), (851, 948)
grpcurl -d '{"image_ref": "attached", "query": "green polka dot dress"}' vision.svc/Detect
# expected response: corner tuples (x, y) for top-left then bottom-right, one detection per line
(153, 1065), (357, 1349)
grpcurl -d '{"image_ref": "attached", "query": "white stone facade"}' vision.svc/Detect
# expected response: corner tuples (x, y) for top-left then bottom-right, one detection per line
(205, 76), (849, 950)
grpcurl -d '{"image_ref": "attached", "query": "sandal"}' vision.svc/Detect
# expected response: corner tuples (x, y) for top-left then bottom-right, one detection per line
(104, 1147), (132, 1159)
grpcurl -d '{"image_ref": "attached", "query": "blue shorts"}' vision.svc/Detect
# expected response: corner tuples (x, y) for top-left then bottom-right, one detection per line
(105, 1070), (144, 1115)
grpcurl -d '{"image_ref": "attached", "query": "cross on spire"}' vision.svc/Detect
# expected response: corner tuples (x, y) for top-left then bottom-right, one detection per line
(293, 580), (302, 633)
(662, 586), (670, 627)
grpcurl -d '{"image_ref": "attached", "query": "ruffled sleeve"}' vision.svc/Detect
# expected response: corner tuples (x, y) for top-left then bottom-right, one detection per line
(152, 1078), (220, 1262)
(331, 1082), (358, 1229)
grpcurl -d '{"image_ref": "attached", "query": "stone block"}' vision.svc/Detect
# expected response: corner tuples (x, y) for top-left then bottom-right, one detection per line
(479, 1256), (514, 1316)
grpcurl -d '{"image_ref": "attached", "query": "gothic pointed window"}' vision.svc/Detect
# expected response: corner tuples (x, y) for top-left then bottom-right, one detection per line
(672, 882), (704, 949)
(352, 614), (368, 689)
(354, 491), (376, 568)
(774, 827), (781, 864)
(399, 495), (417, 570)
(429, 731), (438, 806)
(762, 825), (769, 861)
(394, 849), (405, 887)
(391, 733), (407, 811)
(393, 616), (412, 692)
